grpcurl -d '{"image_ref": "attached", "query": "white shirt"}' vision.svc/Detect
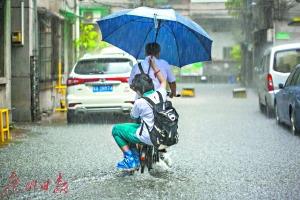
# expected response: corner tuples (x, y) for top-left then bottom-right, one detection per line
(128, 56), (176, 90)
(130, 87), (167, 145)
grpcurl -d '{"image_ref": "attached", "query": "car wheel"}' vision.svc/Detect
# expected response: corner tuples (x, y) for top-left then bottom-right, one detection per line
(290, 110), (299, 135)
(265, 97), (275, 118)
(265, 103), (272, 118)
(67, 111), (76, 124)
(275, 103), (281, 125)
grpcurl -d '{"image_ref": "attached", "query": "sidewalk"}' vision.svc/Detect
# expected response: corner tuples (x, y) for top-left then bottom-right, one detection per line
(0, 126), (29, 148)
(40, 112), (67, 125)
(0, 112), (66, 148)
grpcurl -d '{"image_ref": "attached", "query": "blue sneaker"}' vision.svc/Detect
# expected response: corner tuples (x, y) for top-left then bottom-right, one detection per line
(117, 151), (138, 171)
(131, 149), (140, 168)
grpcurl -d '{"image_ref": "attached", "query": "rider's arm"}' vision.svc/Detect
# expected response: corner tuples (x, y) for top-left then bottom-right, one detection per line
(169, 82), (176, 98)
(149, 57), (166, 89)
(165, 62), (176, 98)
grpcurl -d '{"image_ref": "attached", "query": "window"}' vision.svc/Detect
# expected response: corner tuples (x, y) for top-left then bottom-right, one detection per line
(292, 69), (300, 86)
(290, 70), (299, 86)
(274, 49), (300, 73)
(74, 58), (132, 75)
(65, 22), (74, 72)
(38, 13), (62, 82)
(38, 13), (52, 81)
(285, 69), (299, 87)
(51, 17), (62, 80)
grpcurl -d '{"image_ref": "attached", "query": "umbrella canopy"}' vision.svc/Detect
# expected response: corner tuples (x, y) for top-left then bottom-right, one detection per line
(97, 7), (212, 67)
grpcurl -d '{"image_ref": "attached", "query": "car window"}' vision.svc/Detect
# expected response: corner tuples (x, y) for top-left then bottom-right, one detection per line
(293, 69), (300, 86)
(274, 49), (300, 73)
(74, 58), (133, 75)
(286, 68), (300, 86)
(285, 69), (297, 87)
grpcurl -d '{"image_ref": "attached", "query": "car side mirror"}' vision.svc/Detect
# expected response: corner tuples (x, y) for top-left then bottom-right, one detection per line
(279, 83), (284, 89)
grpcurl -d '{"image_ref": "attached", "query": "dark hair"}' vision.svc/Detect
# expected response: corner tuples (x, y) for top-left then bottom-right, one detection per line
(131, 73), (154, 95)
(145, 42), (160, 56)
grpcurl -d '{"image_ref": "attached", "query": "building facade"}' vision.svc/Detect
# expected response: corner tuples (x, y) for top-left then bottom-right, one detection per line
(168, 0), (240, 82)
(190, 0), (239, 82)
(0, 0), (11, 113)
(240, 0), (300, 86)
(0, 0), (79, 122)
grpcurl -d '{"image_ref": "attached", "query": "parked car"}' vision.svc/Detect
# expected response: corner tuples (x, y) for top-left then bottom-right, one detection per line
(66, 49), (137, 123)
(275, 64), (300, 135)
(256, 43), (300, 117)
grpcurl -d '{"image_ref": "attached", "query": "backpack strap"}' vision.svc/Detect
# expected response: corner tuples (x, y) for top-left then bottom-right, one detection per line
(139, 120), (150, 135)
(138, 62), (145, 74)
(156, 91), (163, 103)
(139, 122), (144, 136)
(139, 97), (155, 135)
(138, 61), (151, 75)
(142, 96), (155, 108)
(142, 91), (164, 109)
(140, 91), (164, 134)
(147, 63), (151, 74)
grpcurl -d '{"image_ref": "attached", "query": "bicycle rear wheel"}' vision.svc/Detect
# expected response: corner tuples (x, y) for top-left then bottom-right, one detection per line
(147, 146), (153, 171)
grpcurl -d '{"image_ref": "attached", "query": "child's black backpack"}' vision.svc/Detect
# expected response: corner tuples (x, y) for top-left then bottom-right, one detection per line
(141, 91), (179, 149)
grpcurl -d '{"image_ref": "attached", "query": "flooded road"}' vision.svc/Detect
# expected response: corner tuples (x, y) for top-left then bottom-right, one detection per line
(1, 84), (300, 199)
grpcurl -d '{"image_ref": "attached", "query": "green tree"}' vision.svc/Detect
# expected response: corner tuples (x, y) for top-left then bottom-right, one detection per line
(75, 23), (109, 56)
(230, 45), (241, 62)
(230, 44), (242, 70)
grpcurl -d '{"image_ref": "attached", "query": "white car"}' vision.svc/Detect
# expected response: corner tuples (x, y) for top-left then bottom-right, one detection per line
(66, 50), (137, 123)
(256, 43), (300, 117)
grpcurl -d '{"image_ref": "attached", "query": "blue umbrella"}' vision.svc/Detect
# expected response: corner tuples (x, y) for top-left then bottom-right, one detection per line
(97, 7), (212, 67)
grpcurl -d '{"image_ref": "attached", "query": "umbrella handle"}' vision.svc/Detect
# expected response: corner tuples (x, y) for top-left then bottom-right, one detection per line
(153, 13), (161, 43)
(154, 14), (158, 29)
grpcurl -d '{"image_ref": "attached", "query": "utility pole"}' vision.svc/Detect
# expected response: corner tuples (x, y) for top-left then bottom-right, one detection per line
(31, 0), (41, 122)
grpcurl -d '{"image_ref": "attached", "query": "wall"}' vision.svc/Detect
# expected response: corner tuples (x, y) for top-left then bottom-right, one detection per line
(0, 2), (4, 78)
(38, 0), (78, 117)
(0, 86), (6, 108)
(210, 31), (237, 61)
(0, 0), (11, 111)
(11, 0), (33, 121)
(188, 1), (240, 81)
(274, 20), (300, 45)
(37, 0), (77, 116)
(189, 2), (229, 18)
(9, 0), (78, 121)
(39, 82), (57, 115)
(0, 2), (6, 108)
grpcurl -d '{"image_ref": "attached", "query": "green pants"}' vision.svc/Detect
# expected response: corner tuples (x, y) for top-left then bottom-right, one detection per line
(112, 123), (142, 148)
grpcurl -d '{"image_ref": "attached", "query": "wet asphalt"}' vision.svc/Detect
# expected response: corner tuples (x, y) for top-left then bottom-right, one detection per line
(1, 83), (300, 200)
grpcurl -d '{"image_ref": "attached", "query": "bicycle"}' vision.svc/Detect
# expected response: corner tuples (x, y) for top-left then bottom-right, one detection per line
(125, 91), (178, 175)
(138, 144), (168, 173)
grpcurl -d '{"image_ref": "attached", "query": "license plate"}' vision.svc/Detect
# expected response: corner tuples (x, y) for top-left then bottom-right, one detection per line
(93, 85), (113, 92)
